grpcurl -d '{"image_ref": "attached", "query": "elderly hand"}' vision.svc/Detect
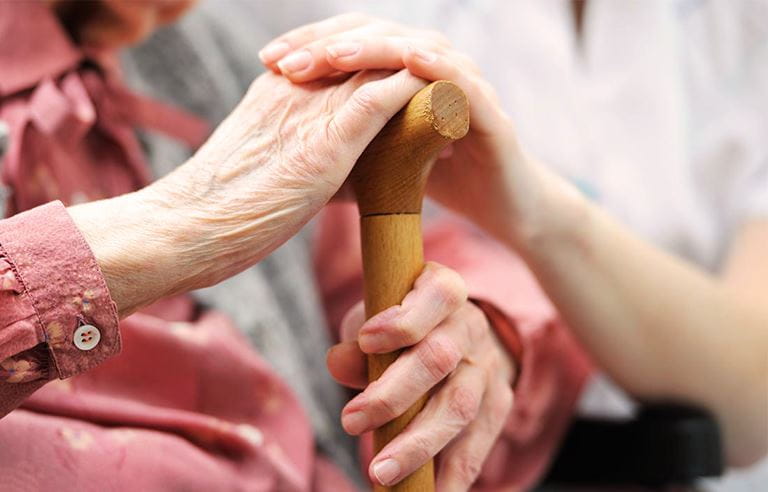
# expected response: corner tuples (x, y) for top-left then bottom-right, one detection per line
(327, 262), (515, 490)
(259, 14), (568, 251)
(70, 69), (427, 316)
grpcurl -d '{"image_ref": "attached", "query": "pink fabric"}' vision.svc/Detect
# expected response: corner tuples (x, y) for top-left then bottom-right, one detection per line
(0, 2), (592, 490)
(0, 4), (208, 216)
(0, 3), (346, 490)
(0, 202), (118, 388)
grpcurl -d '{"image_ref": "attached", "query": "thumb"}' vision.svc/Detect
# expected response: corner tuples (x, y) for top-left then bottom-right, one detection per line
(324, 69), (427, 172)
(340, 301), (366, 342)
(327, 341), (367, 389)
(327, 301), (368, 389)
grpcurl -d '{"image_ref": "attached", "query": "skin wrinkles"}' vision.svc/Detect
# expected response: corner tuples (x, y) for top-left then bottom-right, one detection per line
(56, 4), (515, 486)
(69, 66), (431, 317)
(267, 13), (768, 468)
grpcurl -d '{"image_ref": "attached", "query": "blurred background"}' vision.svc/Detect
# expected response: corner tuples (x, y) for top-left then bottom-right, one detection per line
(117, 1), (767, 490)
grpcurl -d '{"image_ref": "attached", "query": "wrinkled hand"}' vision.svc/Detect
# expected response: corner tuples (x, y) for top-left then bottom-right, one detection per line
(149, 69), (429, 288)
(327, 263), (515, 491)
(259, 14), (548, 246)
(72, 69), (427, 316)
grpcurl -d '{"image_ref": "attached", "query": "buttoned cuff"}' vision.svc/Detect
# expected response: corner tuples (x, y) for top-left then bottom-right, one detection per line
(0, 201), (120, 379)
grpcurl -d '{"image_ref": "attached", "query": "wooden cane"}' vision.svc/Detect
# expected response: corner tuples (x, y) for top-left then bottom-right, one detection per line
(349, 81), (470, 491)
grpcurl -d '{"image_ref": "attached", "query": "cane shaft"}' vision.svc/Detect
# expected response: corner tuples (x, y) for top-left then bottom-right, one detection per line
(351, 80), (469, 491)
(361, 214), (432, 492)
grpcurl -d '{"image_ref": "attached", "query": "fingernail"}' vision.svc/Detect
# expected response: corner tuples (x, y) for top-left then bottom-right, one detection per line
(373, 459), (401, 486)
(342, 411), (369, 434)
(358, 332), (386, 353)
(258, 41), (290, 63)
(326, 41), (361, 58)
(411, 47), (437, 63)
(277, 49), (312, 74)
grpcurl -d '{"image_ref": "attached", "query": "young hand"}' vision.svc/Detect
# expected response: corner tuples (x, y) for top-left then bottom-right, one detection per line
(260, 14), (556, 248)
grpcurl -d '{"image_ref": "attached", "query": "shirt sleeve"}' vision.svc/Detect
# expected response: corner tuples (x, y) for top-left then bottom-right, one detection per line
(0, 201), (120, 417)
(313, 203), (593, 490)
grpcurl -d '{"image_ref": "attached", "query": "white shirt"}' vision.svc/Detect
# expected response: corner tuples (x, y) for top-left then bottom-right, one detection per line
(325, 0), (768, 489)
(338, 0), (768, 269)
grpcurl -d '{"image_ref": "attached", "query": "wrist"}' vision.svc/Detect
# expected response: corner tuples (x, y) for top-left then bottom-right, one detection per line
(68, 188), (202, 317)
(496, 155), (594, 262)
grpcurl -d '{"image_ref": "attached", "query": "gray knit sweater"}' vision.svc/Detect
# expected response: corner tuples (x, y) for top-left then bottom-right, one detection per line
(121, 1), (361, 485)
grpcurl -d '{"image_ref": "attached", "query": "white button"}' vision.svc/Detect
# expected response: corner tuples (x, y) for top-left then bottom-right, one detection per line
(73, 324), (101, 351)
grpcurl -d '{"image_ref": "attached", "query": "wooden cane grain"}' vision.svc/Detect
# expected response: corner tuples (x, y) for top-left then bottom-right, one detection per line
(360, 215), (433, 492)
(351, 81), (469, 491)
(350, 80), (470, 216)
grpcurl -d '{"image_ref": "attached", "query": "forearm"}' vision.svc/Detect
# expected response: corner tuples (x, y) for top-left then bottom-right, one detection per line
(505, 162), (768, 466)
(67, 160), (325, 319)
(67, 188), (203, 318)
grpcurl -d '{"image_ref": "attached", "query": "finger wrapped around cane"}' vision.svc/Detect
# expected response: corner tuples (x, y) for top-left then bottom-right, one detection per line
(350, 80), (470, 492)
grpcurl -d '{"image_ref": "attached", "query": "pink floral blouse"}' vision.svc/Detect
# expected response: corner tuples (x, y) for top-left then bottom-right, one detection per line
(0, 2), (592, 490)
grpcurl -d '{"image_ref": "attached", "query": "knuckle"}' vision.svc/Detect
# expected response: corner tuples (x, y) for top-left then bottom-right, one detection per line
(369, 390), (402, 421)
(447, 385), (480, 425)
(350, 85), (385, 119)
(408, 434), (435, 466)
(391, 318), (421, 346)
(417, 335), (461, 381)
(348, 69), (389, 87)
(425, 264), (468, 308)
(247, 73), (274, 96)
(286, 24), (317, 45)
(448, 454), (484, 485)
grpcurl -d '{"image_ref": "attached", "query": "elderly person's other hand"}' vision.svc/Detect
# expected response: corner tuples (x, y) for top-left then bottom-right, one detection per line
(69, 69), (427, 316)
(327, 262), (515, 490)
(265, 14), (768, 471)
